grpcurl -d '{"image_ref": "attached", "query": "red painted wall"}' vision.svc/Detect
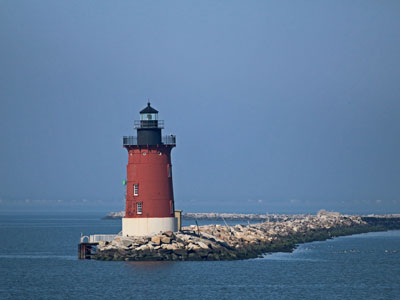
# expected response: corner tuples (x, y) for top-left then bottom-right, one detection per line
(124, 145), (175, 218)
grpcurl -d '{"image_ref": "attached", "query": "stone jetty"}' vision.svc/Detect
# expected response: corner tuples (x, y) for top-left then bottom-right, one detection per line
(104, 211), (314, 221)
(94, 212), (400, 261)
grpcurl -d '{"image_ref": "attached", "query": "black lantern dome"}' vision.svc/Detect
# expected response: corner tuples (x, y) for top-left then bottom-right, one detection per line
(140, 102), (159, 114)
(136, 102), (162, 145)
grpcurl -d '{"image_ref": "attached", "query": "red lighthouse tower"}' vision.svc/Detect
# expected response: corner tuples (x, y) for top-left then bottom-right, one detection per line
(122, 103), (177, 236)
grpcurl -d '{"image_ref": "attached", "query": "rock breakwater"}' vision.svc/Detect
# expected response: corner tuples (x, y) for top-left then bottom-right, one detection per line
(104, 211), (320, 221)
(94, 213), (399, 261)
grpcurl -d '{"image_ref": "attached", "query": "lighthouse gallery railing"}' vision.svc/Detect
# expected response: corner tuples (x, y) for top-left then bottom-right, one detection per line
(123, 135), (176, 146)
(134, 120), (164, 129)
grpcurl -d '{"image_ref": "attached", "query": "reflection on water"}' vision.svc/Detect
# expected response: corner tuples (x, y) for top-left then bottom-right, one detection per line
(126, 260), (177, 271)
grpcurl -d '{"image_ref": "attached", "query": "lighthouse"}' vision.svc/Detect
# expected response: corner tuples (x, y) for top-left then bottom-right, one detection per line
(122, 103), (177, 236)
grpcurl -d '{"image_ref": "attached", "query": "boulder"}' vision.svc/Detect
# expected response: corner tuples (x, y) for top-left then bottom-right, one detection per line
(164, 231), (173, 237)
(121, 239), (132, 247)
(135, 238), (148, 245)
(166, 244), (176, 250)
(195, 249), (210, 258)
(207, 253), (217, 260)
(188, 252), (201, 260)
(161, 237), (171, 244)
(160, 244), (176, 250)
(151, 236), (162, 245)
(136, 244), (150, 251)
(173, 248), (187, 256)
(187, 243), (200, 251)
(200, 232), (224, 243)
(175, 234), (190, 242)
(197, 242), (209, 250)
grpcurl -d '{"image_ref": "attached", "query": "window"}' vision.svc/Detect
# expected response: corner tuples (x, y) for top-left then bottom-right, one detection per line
(170, 200), (174, 215)
(140, 113), (158, 120)
(133, 184), (139, 196)
(137, 202), (142, 215)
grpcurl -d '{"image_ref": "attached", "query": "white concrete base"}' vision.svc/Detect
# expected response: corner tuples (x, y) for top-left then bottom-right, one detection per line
(122, 217), (177, 237)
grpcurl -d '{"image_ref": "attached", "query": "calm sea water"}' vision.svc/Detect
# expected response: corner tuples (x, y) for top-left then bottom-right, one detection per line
(0, 213), (399, 300)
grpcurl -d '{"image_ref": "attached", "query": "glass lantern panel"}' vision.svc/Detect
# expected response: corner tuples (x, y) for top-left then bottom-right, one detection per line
(140, 113), (158, 120)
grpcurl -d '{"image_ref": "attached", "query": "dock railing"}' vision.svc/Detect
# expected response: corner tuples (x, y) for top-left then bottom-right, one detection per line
(123, 135), (176, 146)
(80, 233), (120, 244)
(89, 234), (117, 243)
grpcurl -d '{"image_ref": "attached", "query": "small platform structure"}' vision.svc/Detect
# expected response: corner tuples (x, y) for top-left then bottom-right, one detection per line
(78, 234), (118, 259)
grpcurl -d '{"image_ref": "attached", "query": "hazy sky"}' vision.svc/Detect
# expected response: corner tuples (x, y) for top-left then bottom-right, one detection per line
(1, 0), (399, 214)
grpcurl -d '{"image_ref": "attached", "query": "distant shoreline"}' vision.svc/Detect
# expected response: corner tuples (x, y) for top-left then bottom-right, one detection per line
(103, 210), (400, 221)
(103, 211), (278, 221)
